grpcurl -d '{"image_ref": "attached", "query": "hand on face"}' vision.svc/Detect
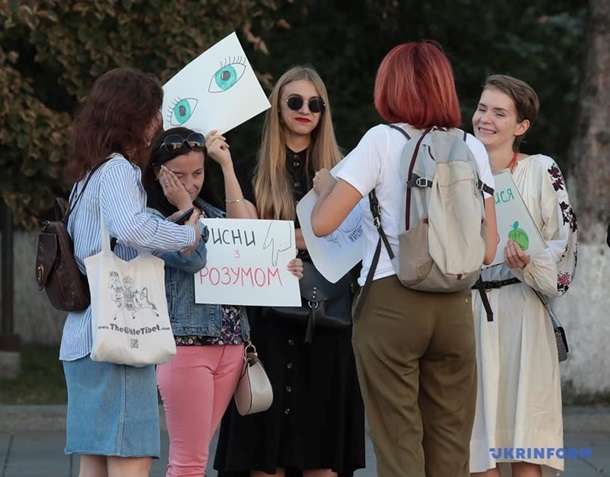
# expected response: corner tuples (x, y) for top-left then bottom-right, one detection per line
(159, 165), (192, 210)
(205, 130), (232, 168)
(504, 238), (531, 270)
(312, 168), (337, 197)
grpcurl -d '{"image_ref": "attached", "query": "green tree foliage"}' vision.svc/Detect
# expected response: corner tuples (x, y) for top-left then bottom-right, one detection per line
(231, 0), (585, 164)
(0, 0), (280, 227)
(0, 0), (586, 227)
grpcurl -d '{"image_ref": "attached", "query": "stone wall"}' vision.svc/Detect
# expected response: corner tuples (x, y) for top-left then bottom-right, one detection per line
(1, 231), (66, 346)
(2, 232), (608, 399)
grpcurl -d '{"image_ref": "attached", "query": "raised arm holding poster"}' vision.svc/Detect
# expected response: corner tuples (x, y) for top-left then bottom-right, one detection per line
(194, 218), (301, 306)
(488, 169), (547, 267)
(296, 159), (364, 283)
(162, 32), (270, 135)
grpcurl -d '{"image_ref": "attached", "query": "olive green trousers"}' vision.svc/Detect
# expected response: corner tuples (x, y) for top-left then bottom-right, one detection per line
(352, 275), (476, 477)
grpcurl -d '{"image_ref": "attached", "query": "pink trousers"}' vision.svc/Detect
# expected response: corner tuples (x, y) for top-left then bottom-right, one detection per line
(157, 344), (244, 477)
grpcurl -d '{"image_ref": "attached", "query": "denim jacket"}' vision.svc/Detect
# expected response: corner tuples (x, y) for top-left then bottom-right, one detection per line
(148, 199), (250, 339)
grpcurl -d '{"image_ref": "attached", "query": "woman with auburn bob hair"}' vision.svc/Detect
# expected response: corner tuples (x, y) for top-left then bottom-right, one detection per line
(310, 41), (497, 477)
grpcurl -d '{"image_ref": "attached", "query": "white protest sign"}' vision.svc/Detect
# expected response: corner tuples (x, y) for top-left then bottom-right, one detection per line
(162, 32), (270, 135)
(296, 158), (364, 283)
(194, 218), (301, 306)
(488, 169), (547, 267)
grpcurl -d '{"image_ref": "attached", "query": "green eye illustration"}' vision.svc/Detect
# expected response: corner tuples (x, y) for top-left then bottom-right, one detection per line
(167, 97), (198, 126)
(208, 57), (247, 93)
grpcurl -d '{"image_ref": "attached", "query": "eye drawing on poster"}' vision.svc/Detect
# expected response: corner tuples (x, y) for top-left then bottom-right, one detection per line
(161, 32), (271, 135)
(166, 97), (199, 126)
(208, 57), (247, 93)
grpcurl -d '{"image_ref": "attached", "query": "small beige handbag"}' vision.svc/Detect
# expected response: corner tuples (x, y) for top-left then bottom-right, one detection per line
(234, 341), (273, 416)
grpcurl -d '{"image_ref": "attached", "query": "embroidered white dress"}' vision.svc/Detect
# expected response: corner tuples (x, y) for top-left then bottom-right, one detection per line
(469, 154), (578, 476)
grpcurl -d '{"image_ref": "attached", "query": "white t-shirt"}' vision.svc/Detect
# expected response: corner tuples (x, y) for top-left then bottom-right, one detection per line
(336, 123), (494, 286)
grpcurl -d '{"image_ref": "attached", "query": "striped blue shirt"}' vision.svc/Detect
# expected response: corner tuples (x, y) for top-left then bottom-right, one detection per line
(59, 154), (196, 361)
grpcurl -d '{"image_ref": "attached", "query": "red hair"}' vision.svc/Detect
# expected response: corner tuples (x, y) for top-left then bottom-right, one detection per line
(374, 41), (461, 129)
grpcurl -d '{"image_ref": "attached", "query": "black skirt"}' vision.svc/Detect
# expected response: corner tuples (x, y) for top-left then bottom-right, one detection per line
(213, 306), (366, 476)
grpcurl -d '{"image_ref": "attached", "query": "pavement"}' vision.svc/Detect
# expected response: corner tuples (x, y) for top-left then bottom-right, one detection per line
(1, 406), (610, 477)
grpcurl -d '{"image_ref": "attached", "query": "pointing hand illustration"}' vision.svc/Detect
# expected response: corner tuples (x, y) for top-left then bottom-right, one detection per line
(263, 222), (293, 266)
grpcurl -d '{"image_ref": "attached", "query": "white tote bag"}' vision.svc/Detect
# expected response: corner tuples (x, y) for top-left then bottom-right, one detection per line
(85, 211), (176, 367)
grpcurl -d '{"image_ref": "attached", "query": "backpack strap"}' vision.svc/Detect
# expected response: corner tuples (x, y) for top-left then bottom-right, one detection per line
(65, 157), (117, 250)
(406, 174), (433, 188)
(388, 123), (433, 231)
(388, 123), (411, 140)
(404, 128), (432, 231)
(369, 189), (395, 261)
(480, 181), (494, 196)
(354, 125), (430, 318)
(353, 188), (395, 320)
(459, 129), (495, 196)
(65, 158), (114, 224)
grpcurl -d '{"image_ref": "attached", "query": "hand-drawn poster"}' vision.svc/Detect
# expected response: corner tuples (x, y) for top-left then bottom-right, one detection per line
(162, 32), (271, 135)
(194, 218), (301, 306)
(488, 169), (547, 267)
(296, 159), (364, 283)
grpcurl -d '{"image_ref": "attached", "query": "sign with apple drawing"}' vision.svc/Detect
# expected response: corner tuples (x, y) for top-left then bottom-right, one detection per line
(487, 170), (547, 267)
(508, 221), (529, 251)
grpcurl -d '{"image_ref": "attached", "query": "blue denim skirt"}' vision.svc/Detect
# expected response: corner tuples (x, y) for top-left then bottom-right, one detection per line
(63, 355), (160, 457)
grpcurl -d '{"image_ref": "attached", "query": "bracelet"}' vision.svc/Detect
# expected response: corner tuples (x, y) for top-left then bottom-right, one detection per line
(225, 197), (244, 204)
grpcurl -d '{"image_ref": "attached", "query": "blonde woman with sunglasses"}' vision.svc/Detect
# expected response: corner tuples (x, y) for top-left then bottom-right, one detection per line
(214, 66), (366, 477)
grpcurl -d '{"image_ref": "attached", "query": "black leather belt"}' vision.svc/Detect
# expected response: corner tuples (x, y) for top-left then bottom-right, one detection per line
(477, 278), (521, 289)
(472, 277), (521, 321)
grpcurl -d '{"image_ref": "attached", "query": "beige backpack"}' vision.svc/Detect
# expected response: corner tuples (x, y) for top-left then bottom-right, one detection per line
(361, 125), (491, 301)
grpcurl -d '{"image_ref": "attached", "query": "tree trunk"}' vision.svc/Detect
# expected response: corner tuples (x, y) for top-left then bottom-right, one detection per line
(560, 0), (610, 401)
(569, 0), (610, 244)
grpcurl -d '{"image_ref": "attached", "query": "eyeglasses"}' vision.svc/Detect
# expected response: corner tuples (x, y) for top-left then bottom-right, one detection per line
(159, 133), (206, 152)
(286, 96), (326, 114)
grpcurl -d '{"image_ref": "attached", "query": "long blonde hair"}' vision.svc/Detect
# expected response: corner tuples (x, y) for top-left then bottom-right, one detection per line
(254, 65), (342, 220)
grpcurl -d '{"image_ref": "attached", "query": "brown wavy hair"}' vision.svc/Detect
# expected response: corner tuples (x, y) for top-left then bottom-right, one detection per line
(65, 68), (163, 181)
(253, 65), (342, 220)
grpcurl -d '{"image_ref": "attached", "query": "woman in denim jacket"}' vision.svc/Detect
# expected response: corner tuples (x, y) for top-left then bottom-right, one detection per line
(151, 197), (252, 340)
(143, 127), (263, 477)
(145, 127), (303, 476)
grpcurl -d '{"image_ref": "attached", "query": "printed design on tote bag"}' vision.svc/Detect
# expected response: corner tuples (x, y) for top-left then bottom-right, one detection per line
(108, 271), (160, 320)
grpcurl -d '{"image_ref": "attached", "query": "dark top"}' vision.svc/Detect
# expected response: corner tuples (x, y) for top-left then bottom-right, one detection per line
(213, 148), (366, 476)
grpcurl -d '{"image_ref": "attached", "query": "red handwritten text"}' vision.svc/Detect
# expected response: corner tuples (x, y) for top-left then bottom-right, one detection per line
(198, 267), (283, 288)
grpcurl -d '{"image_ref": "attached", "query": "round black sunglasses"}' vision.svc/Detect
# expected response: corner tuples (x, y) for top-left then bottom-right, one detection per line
(159, 133), (206, 152)
(286, 96), (326, 114)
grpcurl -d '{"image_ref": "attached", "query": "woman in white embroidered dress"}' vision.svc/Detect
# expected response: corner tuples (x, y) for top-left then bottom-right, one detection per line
(469, 75), (577, 477)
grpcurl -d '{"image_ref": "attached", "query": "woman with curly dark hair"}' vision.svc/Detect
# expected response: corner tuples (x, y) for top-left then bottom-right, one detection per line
(60, 68), (201, 477)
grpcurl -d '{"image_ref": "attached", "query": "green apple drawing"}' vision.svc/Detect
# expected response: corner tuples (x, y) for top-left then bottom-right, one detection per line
(508, 221), (529, 251)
